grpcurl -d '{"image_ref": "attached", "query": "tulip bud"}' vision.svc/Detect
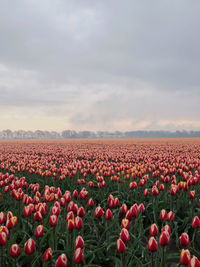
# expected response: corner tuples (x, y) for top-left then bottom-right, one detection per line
(88, 198), (94, 208)
(116, 238), (126, 253)
(180, 249), (191, 266)
(0, 231), (7, 246)
(152, 186), (159, 196)
(74, 248), (84, 264)
(24, 206), (32, 217)
(75, 235), (84, 249)
(55, 253), (67, 267)
(120, 228), (130, 243)
(34, 211), (43, 222)
(24, 238), (36, 255)
(114, 197), (119, 208)
(0, 212), (6, 224)
(43, 247), (52, 262)
(190, 190), (196, 199)
(138, 203), (145, 213)
(105, 209), (112, 220)
(74, 216), (83, 230)
(94, 206), (104, 219)
(10, 244), (20, 258)
(160, 209), (167, 221)
(49, 215), (57, 227)
(167, 211), (175, 222)
(150, 224), (158, 237)
(188, 256), (200, 267)
(67, 219), (74, 232)
(143, 188), (149, 197)
(0, 226), (9, 236)
(77, 207), (85, 218)
(159, 231), (170, 246)
(35, 225), (44, 238)
(121, 219), (130, 230)
(192, 216), (200, 229)
(161, 225), (171, 236)
(130, 204), (138, 217)
(179, 233), (190, 247)
(148, 237), (158, 253)
(73, 190), (78, 199)
(120, 204), (128, 214)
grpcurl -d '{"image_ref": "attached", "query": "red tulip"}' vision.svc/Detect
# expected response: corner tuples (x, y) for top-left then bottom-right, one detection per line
(55, 253), (67, 267)
(77, 207), (85, 218)
(51, 206), (60, 216)
(148, 237), (158, 253)
(160, 209), (167, 221)
(67, 219), (74, 232)
(74, 248), (84, 264)
(152, 186), (159, 196)
(0, 212), (6, 224)
(24, 238), (36, 255)
(43, 248), (52, 262)
(105, 209), (112, 220)
(180, 249), (191, 266)
(0, 231), (7, 246)
(88, 198), (94, 208)
(114, 197), (119, 208)
(159, 231), (170, 246)
(120, 204), (128, 214)
(35, 225), (44, 238)
(167, 211), (175, 222)
(74, 216), (83, 230)
(160, 184), (165, 191)
(125, 210), (132, 221)
(150, 224), (158, 236)
(0, 226), (9, 237)
(60, 197), (66, 207)
(192, 216), (200, 229)
(94, 206), (104, 219)
(179, 233), (190, 247)
(138, 203), (145, 213)
(75, 235), (84, 249)
(66, 211), (74, 222)
(130, 204), (138, 217)
(116, 238), (126, 253)
(34, 211), (43, 222)
(24, 206), (32, 217)
(188, 256), (200, 267)
(49, 215), (57, 227)
(73, 190), (78, 199)
(10, 244), (20, 258)
(121, 219), (130, 230)
(67, 201), (75, 212)
(161, 225), (171, 235)
(143, 188), (149, 197)
(190, 190), (196, 199)
(120, 228), (130, 243)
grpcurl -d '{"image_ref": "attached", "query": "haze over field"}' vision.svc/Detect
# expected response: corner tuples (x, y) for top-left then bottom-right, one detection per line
(0, 0), (200, 132)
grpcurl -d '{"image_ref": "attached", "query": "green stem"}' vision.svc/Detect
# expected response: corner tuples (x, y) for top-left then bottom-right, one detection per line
(192, 228), (197, 248)
(53, 227), (56, 251)
(152, 253), (154, 267)
(122, 252), (125, 267)
(162, 247), (165, 267)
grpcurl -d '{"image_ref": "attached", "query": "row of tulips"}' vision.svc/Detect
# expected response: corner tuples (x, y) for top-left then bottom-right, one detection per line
(0, 139), (199, 266)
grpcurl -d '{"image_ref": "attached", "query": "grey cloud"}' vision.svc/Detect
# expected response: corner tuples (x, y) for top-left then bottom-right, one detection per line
(0, 0), (199, 131)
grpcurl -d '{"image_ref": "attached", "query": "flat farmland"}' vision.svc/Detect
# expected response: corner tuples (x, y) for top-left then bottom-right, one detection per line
(0, 139), (199, 267)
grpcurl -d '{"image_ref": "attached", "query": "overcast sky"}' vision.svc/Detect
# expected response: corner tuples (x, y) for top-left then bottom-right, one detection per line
(0, 0), (200, 132)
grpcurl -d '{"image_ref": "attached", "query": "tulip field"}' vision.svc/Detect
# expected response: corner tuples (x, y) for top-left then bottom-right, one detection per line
(0, 138), (200, 267)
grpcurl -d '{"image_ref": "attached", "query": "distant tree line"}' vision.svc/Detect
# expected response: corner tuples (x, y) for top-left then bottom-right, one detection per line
(0, 129), (200, 139)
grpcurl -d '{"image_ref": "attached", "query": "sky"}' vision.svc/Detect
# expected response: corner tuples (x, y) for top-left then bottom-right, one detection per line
(0, 0), (200, 132)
